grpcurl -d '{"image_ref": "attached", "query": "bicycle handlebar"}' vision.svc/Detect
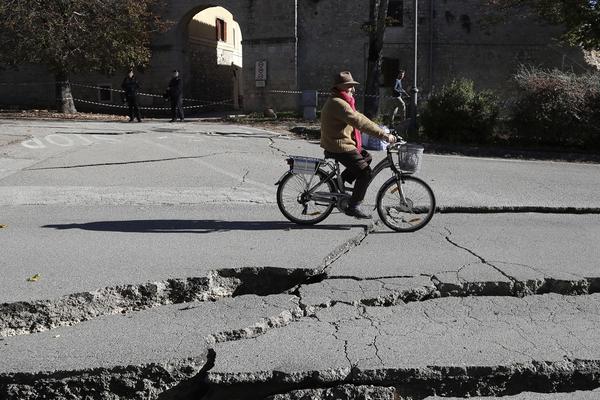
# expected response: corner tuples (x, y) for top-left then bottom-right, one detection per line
(388, 129), (406, 145)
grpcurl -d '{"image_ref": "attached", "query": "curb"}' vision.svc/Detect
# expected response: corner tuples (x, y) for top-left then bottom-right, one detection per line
(437, 206), (600, 214)
(422, 143), (600, 164)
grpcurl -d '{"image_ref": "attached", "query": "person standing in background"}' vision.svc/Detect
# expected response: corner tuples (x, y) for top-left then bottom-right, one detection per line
(167, 70), (184, 122)
(391, 69), (409, 123)
(121, 70), (142, 122)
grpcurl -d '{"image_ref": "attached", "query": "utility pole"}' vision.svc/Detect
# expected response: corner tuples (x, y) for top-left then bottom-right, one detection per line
(410, 0), (419, 134)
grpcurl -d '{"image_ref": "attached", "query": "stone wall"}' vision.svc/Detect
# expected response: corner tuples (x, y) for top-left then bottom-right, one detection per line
(381, 0), (592, 100)
(0, 65), (55, 109)
(297, 0), (370, 108)
(0, 0), (597, 113)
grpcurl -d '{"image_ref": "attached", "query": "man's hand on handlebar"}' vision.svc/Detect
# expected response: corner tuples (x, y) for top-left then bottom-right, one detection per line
(386, 129), (404, 144)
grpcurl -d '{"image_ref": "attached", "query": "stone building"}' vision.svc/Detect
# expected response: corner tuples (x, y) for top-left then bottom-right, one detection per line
(187, 6), (243, 108)
(0, 0), (596, 113)
(380, 0), (594, 100)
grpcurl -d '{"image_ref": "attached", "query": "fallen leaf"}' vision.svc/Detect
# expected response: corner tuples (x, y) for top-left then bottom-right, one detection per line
(0, 224), (6, 229)
(26, 274), (41, 282)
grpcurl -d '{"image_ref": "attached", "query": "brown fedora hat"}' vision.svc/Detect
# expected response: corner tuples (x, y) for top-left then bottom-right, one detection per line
(333, 71), (360, 89)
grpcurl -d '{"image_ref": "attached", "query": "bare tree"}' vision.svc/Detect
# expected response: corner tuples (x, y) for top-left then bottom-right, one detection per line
(363, 0), (390, 119)
(0, 0), (170, 113)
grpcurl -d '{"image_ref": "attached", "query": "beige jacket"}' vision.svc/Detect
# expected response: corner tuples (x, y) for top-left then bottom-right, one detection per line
(320, 95), (388, 153)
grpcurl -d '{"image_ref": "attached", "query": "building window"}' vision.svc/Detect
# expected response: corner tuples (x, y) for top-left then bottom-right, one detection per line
(97, 84), (112, 102)
(216, 18), (227, 42)
(387, 0), (404, 27)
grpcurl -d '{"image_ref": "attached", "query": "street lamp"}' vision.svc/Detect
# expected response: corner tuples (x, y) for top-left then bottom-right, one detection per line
(410, 0), (419, 134)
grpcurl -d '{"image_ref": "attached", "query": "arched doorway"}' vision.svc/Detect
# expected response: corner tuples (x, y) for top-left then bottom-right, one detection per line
(185, 6), (243, 111)
(150, 0), (299, 112)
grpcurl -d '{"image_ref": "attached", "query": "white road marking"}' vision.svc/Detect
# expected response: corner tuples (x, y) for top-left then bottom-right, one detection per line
(45, 135), (75, 147)
(21, 138), (46, 149)
(73, 134), (94, 145)
(21, 134), (121, 149)
(90, 135), (120, 144)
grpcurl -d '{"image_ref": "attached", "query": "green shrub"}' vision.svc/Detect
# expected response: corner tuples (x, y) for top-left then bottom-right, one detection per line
(511, 67), (600, 149)
(421, 79), (499, 144)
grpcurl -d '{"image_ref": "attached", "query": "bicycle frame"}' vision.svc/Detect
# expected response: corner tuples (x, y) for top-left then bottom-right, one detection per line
(376, 143), (411, 210)
(275, 137), (435, 231)
(275, 142), (409, 209)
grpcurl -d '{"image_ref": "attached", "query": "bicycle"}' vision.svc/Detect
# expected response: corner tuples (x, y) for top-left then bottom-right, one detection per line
(275, 132), (436, 232)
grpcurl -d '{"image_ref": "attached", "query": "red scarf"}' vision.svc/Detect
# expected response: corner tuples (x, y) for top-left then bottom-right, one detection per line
(336, 89), (362, 153)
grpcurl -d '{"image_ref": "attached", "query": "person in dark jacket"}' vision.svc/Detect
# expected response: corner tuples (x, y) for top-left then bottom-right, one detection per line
(167, 70), (184, 122)
(121, 70), (142, 122)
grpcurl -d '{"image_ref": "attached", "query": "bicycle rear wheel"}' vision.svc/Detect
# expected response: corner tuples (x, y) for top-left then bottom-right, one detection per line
(277, 170), (336, 225)
(376, 175), (435, 232)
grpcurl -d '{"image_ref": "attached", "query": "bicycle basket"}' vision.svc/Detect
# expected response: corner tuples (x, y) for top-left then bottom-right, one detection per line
(396, 144), (424, 173)
(289, 156), (324, 175)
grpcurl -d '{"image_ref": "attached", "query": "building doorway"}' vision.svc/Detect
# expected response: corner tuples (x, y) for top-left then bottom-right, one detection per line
(186, 6), (243, 110)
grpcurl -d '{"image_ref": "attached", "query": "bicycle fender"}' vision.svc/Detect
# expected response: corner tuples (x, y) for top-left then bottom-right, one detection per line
(375, 175), (403, 207)
(274, 171), (290, 185)
(370, 158), (391, 181)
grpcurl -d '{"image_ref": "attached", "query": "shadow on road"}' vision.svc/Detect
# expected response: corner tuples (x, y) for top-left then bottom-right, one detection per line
(42, 219), (359, 233)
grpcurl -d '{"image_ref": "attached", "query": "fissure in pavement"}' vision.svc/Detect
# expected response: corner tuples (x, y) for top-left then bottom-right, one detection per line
(0, 225), (373, 338)
(1, 357), (211, 400)
(2, 225), (600, 399)
(441, 228), (598, 298)
(0, 267), (323, 337)
(202, 359), (600, 400)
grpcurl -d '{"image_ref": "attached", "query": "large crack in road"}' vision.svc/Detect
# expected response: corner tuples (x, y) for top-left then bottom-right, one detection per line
(203, 294), (600, 399)
(0, 267), (323, 337)
(2, 221), (600, 399)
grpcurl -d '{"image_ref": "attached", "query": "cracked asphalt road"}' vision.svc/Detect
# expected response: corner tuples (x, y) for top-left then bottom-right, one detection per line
(1, 119), (600, 399)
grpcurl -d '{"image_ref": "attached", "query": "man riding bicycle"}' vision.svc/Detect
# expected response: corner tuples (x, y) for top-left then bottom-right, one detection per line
(320, 71), (397, 219)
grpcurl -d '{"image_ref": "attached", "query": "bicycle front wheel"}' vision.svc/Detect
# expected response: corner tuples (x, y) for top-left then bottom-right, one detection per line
(277, 170), (336, 225)
(376, 175), (436, 232)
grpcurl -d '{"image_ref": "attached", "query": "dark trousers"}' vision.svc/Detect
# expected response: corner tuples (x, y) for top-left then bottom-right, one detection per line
(170, 97), (184, 121)
(126, 96), (141, 121)
(324, 149), (373, 206)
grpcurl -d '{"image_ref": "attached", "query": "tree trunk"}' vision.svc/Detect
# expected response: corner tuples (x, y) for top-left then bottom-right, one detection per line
(363, 0), (390, 119)
(55, 72), (77, 114)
